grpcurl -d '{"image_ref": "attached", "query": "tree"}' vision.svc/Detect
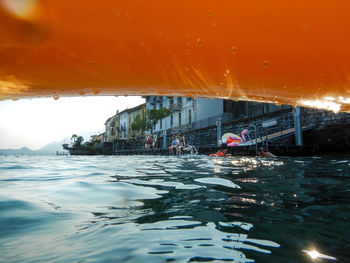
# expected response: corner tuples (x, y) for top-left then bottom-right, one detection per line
(131, 114), (146, 132)
(146, 108), (171, 133)
(71, 134), (78, 143)
(75, 136), (84, 147)
(71, 134), (84, 147)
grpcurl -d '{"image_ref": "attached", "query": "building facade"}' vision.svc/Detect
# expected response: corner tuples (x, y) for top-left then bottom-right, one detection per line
(104, 112), (120, 142)
(104, 103), (146, 142)
(128, 104), (146, 140)
(145, 96), (290, 134)
(145, 96), (224, 133)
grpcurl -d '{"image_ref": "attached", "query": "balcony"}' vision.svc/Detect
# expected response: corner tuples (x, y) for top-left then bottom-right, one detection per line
(169, 103), (182, 112)
(149, 97), (156, 105)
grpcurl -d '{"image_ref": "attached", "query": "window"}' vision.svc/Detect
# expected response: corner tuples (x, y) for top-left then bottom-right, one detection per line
(160, 119), (162, 129)
(170, 115), (173, 127)
(188, 109), (192, 124)
(178, 112), (181, 126)
(177, 97), (182, 104)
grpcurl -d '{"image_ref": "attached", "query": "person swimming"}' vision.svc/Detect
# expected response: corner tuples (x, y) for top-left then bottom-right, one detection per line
(258, 147), (277, 158)
(209, 143), (232, 157)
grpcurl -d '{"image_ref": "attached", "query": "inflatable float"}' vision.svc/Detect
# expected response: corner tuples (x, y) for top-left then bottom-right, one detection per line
(0, 1), (349, 112)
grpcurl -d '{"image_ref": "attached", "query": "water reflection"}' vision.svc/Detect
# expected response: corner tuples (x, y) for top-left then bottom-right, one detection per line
(303, 249), (337, 261)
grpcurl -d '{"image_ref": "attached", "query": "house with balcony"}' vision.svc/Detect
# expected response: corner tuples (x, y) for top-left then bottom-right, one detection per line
(104, 112), (120, 142)
(118, 103), (146, 140)
(145, 96), (225, 133)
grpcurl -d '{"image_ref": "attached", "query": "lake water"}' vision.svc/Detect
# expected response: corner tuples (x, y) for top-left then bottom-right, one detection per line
(0, 155), (349, 262)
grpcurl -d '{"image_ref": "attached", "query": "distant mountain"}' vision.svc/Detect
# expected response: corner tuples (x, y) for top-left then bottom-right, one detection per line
(0, 147), (37, 155)
(0, 132), (96, 156)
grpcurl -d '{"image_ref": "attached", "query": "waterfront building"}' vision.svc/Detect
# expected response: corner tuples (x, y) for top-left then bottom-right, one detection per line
(145, 96), (224, 133)
(104, 103), (146, 142)
(128, 104), (146, 140)
(144, 96), (289, 134)
(104, 112), (120, 142)
(91, 132), (105, 144)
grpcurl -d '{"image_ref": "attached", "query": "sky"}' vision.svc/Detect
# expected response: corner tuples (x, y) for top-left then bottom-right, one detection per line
(0, 96), (145, 150)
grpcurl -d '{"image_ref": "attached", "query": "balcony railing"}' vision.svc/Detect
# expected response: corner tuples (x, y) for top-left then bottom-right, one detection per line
(169, 103), (182, 112)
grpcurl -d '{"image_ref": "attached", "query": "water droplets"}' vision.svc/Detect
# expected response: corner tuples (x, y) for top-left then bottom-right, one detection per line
(264, 60), (270, 68)
(91, 61), (97, 66)
(232, 46), (237, 54)
(185, 49), (191, 55)
(196, 38), (203, 47)
(123, 65), (130, 71)
(125, 14), (132, 20)
(92, 89), (100, 95)
(78, 91), (86, 96)
(53, 95), (59, 100)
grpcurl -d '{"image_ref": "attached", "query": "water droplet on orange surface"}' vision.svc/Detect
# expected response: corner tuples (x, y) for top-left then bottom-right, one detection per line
(196, 38), (203, 47)
(139, 41), (145, 46)
(208, 10), (214, 17)
(91, 61), (97, 66)
(53, 95), (59, 100)
(264, 60), (270, 68)
(79, 91), (85, 96)
(70, 54), (76, 59)
(185, 49), (191, 55)
(123, 65), (130, 71)
(302, 24), (309, 31)
(226, 69), (230, 74)
(232, 46), (237, 54)
(125, 14), (132, 20)
(211, 21), (217, 26)
(92, 89), (100, 95)
(12, 98), (18, 101)
(113, 10), (120, 16)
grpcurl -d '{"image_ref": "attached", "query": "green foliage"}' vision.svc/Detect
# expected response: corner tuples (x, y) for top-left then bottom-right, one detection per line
(146, 108), (171, 132)
(74, 136), (84, 147)
(131, 114), (146, 132)
(71, 134), (78, 142)
(71, 134), (84, 147)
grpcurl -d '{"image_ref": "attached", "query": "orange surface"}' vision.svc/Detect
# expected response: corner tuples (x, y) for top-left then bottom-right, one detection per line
(0, 0), (349, 112)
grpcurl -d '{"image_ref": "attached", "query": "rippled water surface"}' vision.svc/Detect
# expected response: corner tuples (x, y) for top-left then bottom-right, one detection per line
(0, 155), (349, 262)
